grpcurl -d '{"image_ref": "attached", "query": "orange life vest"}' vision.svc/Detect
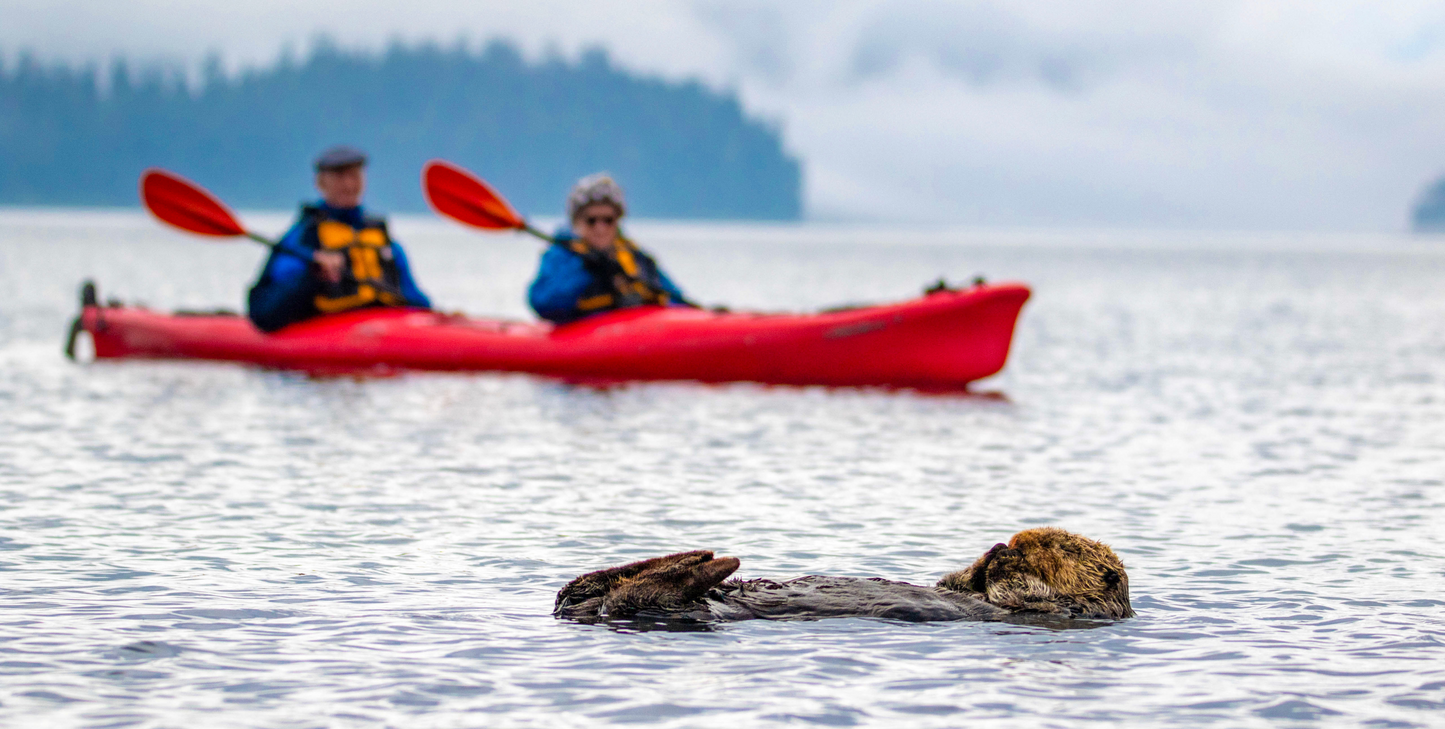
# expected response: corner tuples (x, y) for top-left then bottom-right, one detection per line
(311, 214), (405, 314)
(567, 236), (672, 313)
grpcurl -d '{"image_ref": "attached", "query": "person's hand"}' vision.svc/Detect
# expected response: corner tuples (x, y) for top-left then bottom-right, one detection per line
(313, 250), (347, 283)
(612, 274), (647, 307)
(578, 249), (622, 278)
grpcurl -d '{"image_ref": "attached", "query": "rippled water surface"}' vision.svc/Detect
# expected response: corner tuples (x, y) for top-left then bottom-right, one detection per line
(3, 210), (1445, 727)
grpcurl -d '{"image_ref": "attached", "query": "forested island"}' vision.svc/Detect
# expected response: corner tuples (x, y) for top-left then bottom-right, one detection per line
(1413, 176), (1445, 232)
(0, 41), (801, 220)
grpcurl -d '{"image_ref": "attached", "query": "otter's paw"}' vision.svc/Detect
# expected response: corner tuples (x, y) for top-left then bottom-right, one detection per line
(601, 554), (740, 617)
(554, 551), (739, 619)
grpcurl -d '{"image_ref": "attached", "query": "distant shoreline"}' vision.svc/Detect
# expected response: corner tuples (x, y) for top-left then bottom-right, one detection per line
(0, 40), (802, 220)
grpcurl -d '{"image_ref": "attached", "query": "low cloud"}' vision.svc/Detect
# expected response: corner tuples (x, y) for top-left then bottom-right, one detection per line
(692, 1), (1445, 228)
(4, 0), (1444, 229)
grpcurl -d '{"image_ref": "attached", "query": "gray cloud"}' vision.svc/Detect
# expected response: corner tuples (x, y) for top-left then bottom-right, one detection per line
(849, 3), (1081, 89)
(688, 1), (796, 85)
(3, 0), (1444, 229)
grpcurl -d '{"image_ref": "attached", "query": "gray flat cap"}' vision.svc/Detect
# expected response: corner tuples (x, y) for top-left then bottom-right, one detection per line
(314, 145), (368, 172)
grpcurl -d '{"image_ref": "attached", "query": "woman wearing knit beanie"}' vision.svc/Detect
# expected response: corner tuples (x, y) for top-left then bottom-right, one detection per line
(527, 173), (692, 324)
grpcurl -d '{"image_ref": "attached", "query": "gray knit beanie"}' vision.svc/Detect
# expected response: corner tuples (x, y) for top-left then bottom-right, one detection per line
(567, 173), (626, 221)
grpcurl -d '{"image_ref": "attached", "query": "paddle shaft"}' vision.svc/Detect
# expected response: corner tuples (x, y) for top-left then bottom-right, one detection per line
(245, 230), (316, 263)
(521, 224), (555, 243)
(243, 229), (326, 267)
(245, 231), (279, 247)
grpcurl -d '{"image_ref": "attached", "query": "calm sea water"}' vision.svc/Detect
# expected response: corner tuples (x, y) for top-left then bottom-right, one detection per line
(2, 210), (1444, 728)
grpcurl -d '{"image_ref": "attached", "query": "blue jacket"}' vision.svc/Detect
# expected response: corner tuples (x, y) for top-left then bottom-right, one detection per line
(527, 228), (687, 325)
(247, 202), (431, 332)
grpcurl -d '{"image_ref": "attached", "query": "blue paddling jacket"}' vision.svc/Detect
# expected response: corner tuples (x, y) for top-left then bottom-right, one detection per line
(247, 202), (431, 332)
(527, 227), (688, 325)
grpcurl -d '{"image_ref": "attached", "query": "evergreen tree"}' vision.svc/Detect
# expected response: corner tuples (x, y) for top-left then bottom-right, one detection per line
(1413, 176), (1445, 233)
(0, 41), (801, 220)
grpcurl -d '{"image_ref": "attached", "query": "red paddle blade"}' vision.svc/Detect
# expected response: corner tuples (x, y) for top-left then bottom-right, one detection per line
(422, 159), (526, 231)
(139, 168), (247, 238)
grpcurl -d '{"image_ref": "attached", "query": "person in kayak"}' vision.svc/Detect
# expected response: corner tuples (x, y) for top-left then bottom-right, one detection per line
(246, 146), (431, 332)
(527, 173), (691, 324)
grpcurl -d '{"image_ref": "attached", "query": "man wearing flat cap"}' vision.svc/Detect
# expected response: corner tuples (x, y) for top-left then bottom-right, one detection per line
(247, 145), (431, 332)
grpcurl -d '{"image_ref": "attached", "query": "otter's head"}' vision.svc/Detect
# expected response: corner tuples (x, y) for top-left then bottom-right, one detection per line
(937, 527), (1133, 619)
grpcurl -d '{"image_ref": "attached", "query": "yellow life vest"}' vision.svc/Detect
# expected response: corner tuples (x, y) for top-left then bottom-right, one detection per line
(312, 217), (406, 314)
(567, 236), (672, 313)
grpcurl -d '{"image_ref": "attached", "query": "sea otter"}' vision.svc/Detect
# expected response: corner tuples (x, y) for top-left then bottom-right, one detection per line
(554, 527), (1133, 623)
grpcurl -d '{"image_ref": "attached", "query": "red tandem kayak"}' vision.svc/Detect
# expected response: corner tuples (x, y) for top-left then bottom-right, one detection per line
(67, 281), (1029, 389)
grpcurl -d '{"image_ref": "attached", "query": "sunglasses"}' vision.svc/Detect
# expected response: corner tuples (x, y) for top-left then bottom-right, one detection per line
(582, 215), (618, 227)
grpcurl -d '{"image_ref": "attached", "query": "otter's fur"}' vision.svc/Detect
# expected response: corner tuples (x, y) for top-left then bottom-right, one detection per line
(554, 527), (1133, 623)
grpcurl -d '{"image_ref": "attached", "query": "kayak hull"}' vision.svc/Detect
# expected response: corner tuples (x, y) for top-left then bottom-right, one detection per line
(75, 283), (1030, 389)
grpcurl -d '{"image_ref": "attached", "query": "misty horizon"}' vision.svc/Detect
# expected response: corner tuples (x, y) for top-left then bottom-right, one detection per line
(3, 0), (1445, 231)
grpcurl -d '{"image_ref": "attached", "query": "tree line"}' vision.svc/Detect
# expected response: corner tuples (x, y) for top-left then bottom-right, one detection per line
(0, 40), (802, 220)
(1414, 177), (1445, 232)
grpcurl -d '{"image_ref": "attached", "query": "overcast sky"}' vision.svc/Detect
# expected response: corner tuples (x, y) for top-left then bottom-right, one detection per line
(4, 0), (1445, 230)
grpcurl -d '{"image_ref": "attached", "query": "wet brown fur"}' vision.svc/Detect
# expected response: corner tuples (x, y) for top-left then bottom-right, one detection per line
(935, 527), (1133, 619)
(554, 550), (741, 618)
(555, 527), (1133, 622)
